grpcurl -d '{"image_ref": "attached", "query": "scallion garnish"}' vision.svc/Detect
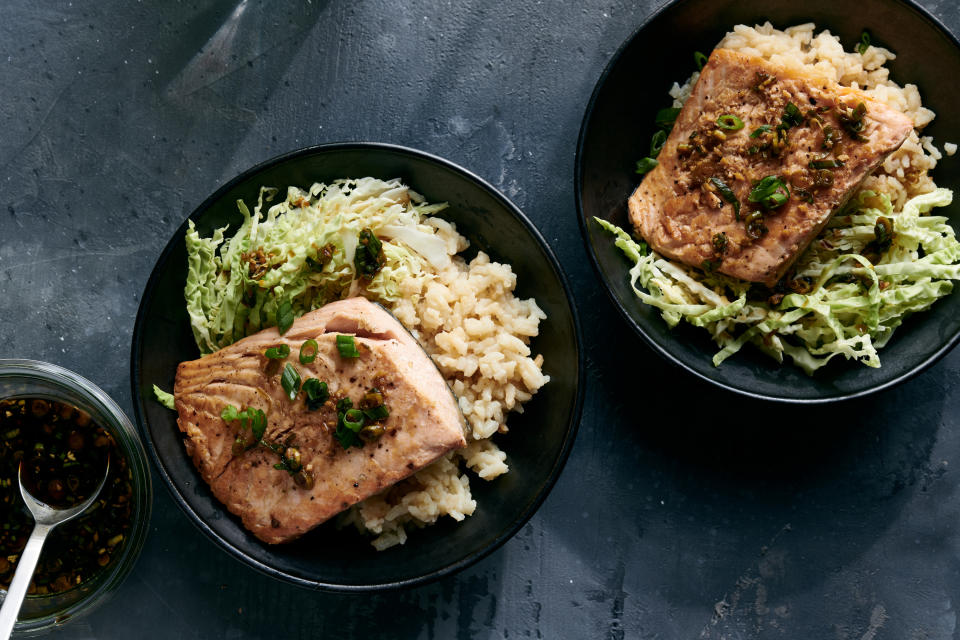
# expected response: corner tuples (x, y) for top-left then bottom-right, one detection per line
(781, 102), (803, 128)
(655, 107), (681, 128)
(276, 298), (294, 335)
(635, 157), (658, 175)
(716, 114), (744, 130)
(694, 51), (708, 70)
(264, 344), (290, 359)
(221, 406), (239, 422)
(343, 409), (365, 432)
(857, 31), (871, 55)
(364, 405), (389, 421)
(650, 130), (667, 156)
(281, 363), (301, 401)
(336, 334), (360, 359)
(709, 177), (741, 220)
(809, 159), (844, 169)
(750, 124), (772, 138)
(748, 176), (790, 209)
(302, 378), (329, 410)
(299, 339), (318, 364)
(354, 228), (385, 278)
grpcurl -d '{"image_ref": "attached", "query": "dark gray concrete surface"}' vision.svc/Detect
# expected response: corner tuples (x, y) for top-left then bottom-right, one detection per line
(2, 0), (960, 637)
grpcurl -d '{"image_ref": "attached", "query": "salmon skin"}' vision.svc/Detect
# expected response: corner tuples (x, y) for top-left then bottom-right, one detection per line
(174, 297), (467, 544)
(629, 48), (914, 287)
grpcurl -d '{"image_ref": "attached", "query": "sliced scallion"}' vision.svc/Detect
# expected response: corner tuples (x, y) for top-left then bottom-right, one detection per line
(336, 334), (360, 359)
(650, 130), (667, 156)
(716, 114), (744, 131)
(299, 339), (318, 364)
(302, 378), (329, 411)
(709, 177), (741, 220)
(264, 344), (290, 359)
(281, 363), (301, 401)
(750, 124), (772, 138)
(635, 157), (658, 175)
(694, 51), (708, 70)
(343, 408), (365, 432)
(857, 31), (871, 55)
(748, 176), (790, 209)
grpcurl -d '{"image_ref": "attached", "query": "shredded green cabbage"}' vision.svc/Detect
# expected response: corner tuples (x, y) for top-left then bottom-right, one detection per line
(185, 177), (452, 354)
(597, 187), (959, 374)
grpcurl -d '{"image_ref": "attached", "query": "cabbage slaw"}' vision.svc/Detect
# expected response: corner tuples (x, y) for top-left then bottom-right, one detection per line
(185, 177), (453, 354)
(597, 187), (960, 374)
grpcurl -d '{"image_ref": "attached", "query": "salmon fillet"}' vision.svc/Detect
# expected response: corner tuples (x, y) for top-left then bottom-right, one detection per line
(174, 297), (467, 544)
(629, 48), (914, 286)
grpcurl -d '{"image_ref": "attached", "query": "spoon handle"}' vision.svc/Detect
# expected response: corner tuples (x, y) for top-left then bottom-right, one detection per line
(0, 522), (52, 639)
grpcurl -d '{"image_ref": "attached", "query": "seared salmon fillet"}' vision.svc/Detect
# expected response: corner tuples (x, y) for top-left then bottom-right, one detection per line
(174, 297), (467, 544)
(629, 48), (914, 286)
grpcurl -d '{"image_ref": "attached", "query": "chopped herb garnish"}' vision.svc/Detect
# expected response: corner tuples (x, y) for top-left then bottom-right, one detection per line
(809, 159), (845, 169)
(280, 363), (301, 401)
(276, 298), (294, 335)
(749, 176), (790, 210)
(364, 405), (389, 421)
(857, 31), (871, 55)
(716, 114), (744, 130)
(354, 228), (385, 278)
(694, 51), (708, 70)
(221, 405), (239, 422)
(781, 102), (804, 128)
(745, 211), (768, 240)
(709, 177), (741, 220)
(302, 378), (329, 411)
(635, 157), (658, 175)
(342, 409), (365, 432)
(306, 243), (336, 271)
(750, 124), (772, 138)
(336, 334), (360, 359)
(839, 102), (868, 141)
(650, 130), (667, 156)
(264, 344), (290, 359)
(299, 339), (318, 364)
(654, 107), (681, 128)
(712, 232), (728, 255)
(795, 188), (815, 204)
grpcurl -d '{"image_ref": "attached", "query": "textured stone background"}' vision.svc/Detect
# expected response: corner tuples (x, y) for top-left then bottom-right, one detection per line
(2, 0), (959, 637)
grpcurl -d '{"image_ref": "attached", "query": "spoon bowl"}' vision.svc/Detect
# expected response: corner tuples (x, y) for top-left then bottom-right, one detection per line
(0, 456), (110, 638)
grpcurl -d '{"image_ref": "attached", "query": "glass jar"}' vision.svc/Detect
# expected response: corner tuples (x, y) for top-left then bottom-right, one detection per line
(0, 360), (152, 634)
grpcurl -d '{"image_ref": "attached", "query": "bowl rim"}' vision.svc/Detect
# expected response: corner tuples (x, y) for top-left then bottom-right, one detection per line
(130, 140), (584, 591)
(0, 358), (153, 631)
(574, 0), (960, 404)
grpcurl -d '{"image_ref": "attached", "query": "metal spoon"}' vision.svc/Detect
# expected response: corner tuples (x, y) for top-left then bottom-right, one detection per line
(0, 456), (110, 638)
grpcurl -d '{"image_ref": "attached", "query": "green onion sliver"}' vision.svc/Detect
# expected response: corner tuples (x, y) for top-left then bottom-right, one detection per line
(716, 114), (744, 131)
(694, 51), (708, 70)
(750, 125), (772, 138)
(654, 107), (681, 128)
(336, 334), (360, 359)
(857, 31), (871, 55)
(281, 363), (301, 401)
(343, 408), (365, 432)
(650, 130), (667, 156)
(264, 344), (290, 359)
(221, 405), (239, 422)
(302, 378), (329, 410)
(299, 339), (318, 364)
(364, 404), (389, 421)
(749, 176), (790, 209)
(709, 177), (741, 219)
(635, 157), (658, 175)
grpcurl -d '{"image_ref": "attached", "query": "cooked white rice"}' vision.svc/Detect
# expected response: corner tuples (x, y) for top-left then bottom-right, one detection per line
(340, 224), (549, 549)
(670, 22), (940, 210)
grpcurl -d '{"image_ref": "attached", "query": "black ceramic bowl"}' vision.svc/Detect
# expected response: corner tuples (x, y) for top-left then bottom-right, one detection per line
(576, 0), (960, 402)
(131, 142), (582, 590)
